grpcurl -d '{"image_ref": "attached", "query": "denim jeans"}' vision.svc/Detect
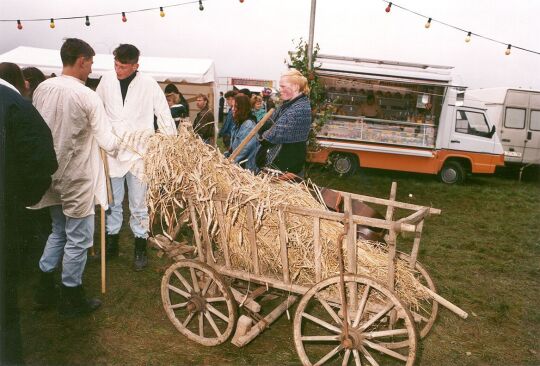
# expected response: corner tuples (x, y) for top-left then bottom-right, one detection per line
(39, 205), (94, 287)
(105, 171), (149, 239)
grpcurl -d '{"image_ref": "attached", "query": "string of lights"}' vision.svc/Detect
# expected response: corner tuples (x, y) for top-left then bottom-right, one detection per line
(0, 0), (213, 29)
(382, 0), (540, 56)
(1, 0), (537, 57)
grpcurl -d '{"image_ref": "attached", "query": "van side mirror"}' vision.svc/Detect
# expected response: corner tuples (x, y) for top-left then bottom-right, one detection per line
(488, 125), (496, 138)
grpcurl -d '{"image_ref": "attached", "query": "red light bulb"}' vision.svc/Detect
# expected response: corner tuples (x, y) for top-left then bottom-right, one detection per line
(17, 20), (23, 30)
(122, 12), (127, 22)
(385, 2), (392, 12)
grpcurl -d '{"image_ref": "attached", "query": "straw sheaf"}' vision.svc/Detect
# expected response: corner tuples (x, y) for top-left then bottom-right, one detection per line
(135, 123), (429, 308)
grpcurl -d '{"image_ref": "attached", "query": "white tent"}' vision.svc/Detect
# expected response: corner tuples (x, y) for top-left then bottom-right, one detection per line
(0, 46), (215, 84)
(0, 46), (219, 133)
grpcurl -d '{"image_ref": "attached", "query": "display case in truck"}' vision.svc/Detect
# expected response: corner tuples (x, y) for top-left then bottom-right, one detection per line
(308, 55), (505, 184)
(466, 87), (540, 166)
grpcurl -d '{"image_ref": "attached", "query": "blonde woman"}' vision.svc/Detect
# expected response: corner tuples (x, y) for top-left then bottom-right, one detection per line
(256, 69), (311, 178)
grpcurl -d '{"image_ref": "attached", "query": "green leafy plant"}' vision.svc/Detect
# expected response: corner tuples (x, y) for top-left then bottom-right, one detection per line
(288, 39), (335, 151)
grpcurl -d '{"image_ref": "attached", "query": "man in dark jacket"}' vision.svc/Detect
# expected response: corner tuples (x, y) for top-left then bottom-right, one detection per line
(0, 80), (57, 365)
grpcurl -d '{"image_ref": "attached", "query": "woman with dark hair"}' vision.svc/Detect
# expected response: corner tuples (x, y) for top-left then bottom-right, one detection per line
(0, 62), (26, 95)
(22, 67), (46, 99)
(228, 94), (260, 172)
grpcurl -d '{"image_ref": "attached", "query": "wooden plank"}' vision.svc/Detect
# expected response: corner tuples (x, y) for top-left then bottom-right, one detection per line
(282, 206), (416, 233)
(343, 194), (358, 310)
(214, 265), (309, 295)
(187, 197), (205, 262)
(409, 220), (424, 268)
(385, 182), (397, 292)
(334, 190), (441, 215)
(397, 207), (429, 225)
(313, 217), (321, 283)
(278, 209), (290, 283)
(214, 201), (231, 268)
(246, 205), (259, 275)
(231, 295), (297, 347)
(230, 287), (261, 313)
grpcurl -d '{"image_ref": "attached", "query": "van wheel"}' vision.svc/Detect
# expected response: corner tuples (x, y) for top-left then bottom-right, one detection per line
(331, 153), (358, 176)
(439, 161), (465, 184)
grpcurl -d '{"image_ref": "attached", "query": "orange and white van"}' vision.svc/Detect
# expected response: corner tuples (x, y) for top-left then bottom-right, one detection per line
(308, 55), (504, 184)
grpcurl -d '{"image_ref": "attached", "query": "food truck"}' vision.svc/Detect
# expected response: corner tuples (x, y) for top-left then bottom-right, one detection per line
(308, 55), (504, 184)
(466, 87), (540, 166)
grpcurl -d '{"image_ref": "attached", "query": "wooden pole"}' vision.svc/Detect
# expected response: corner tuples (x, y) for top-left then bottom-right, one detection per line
(100, 206), (106, 294)
(228, 108), (274, 162)
(99, 149), (112, 294)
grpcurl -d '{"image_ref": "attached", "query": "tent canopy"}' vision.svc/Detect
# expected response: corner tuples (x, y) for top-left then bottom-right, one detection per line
(0, 46), (215, 84)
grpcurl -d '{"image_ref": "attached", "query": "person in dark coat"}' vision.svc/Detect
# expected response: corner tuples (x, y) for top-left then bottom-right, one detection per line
(0, 79), (58, 365)
(256, 69), (312, 179)
(218, 91), (225, 123)
(193, 93), (215, 144)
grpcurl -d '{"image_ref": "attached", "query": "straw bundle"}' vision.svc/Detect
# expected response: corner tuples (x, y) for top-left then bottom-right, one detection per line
(138, 124), (429, 307)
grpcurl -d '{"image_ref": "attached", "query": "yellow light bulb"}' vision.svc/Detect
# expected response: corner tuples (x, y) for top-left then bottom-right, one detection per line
(50, 18), (55, 29)
(160, 7), (165, 17)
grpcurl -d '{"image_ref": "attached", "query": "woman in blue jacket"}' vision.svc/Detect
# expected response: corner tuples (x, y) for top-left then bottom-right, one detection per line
(228, 94), (260, 173)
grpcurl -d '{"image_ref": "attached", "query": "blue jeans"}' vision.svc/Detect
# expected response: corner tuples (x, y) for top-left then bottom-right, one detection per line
(106, 171), (149, 239)
(39, 206), (94, 287)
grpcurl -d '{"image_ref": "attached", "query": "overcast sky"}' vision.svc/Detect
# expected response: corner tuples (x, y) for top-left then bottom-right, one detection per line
(1, 0), (539, 89)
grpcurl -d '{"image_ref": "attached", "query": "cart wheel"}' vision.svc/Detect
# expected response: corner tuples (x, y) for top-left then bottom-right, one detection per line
(294, 275), (417, 366)
(380, 252), (439, 349)
(161, 259), (237, 346)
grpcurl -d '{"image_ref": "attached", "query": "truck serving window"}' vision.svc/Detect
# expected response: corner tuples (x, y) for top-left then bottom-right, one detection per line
(455, 110), (490, 137)
(531, 110), (540, 131)
(504, 107), (526, 129)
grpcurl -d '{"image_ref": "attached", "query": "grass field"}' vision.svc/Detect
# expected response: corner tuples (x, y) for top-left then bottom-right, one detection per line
(17, 165), (540, 365)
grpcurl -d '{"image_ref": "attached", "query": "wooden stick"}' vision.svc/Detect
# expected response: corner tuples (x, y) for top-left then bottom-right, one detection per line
(421, 285), (468, 319)
(99, 148), (112, 295)
(228, 108), (274, 162)
(231, 295), (297, 347)
(100, 206), (106, 294)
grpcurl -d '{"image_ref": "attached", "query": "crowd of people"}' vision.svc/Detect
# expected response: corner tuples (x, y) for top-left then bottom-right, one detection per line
(0, 37), (312, 364)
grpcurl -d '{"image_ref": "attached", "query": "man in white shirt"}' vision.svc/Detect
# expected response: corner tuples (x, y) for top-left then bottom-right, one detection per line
(96, 44), (176, 271)
(32, 38), (119, 317)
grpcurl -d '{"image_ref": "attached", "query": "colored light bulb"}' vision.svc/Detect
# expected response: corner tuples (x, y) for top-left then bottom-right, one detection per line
(385, 3), (392, 13)
(425, 18), (431, 28)
(85, 16), (90, 26)
(17, 20), (22, 30)
(50, 18), (55, 28)
(199, 0), (204, 11)
(160, 7), (165, 17)
(122, 12), (127, 22)
(505, 45), (511, 55)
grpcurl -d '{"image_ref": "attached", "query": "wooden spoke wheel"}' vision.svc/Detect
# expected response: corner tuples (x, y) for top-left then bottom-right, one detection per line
(293, 275), (417, 366)
(161, 260), (237, 346)
(379, 252), (439, 349)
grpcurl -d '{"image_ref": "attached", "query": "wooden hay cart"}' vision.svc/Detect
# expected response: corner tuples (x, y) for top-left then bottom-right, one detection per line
(152, 182), (467, 366)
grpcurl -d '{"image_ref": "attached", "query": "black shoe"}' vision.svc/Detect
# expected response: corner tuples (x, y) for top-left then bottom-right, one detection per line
(34, 271), (58, 310)
(58, 284), (101, 318)
(133, 237), (148, 271)
(106, 233), (120, 259)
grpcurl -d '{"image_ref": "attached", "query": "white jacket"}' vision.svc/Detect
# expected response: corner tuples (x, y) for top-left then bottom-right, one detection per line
(96, 71), (176, 178)
(32, 75), (118, 218)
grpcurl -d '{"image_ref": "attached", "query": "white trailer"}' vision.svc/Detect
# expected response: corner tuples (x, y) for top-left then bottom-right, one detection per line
(467, 88), (540, 166)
